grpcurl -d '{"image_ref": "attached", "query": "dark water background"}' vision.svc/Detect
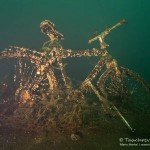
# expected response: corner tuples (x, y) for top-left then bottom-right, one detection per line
(0, 0), (150, 149)
(0, 0), (150, 82)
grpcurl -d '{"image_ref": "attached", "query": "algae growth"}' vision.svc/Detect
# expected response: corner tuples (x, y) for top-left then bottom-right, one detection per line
(0, 20), (150, 141)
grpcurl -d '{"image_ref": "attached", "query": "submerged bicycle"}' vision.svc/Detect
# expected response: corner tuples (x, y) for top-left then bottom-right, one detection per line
(0, 19), (149, 133)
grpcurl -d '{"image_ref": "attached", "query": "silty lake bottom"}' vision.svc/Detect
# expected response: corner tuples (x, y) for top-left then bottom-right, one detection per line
(0, 113), (150, 150)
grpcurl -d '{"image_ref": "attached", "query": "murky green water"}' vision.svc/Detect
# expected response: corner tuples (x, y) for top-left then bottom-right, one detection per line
(0, 0), (150, 82)
(0, 0), (150, 149)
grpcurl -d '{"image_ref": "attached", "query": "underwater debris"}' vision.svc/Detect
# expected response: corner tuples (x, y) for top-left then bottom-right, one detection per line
(0, 19), (149, 135)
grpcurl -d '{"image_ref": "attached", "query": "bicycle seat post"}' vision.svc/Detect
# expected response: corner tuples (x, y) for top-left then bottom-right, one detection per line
(40, 20), (64, 43)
